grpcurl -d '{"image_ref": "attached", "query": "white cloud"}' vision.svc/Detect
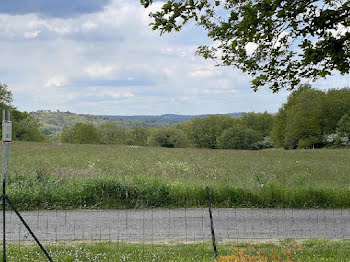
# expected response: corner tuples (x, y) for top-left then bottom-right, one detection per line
(81, 21), (98, 32)
(191, 70), (214, 78)
(85, 64), (115, 78)
(45, 76), (66, 87)
(203, 89), (236, 95)
(24, 30), (40, 39)
(190, 66), (223, 78)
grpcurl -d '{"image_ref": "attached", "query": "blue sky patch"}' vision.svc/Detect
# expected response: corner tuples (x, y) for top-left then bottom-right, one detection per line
(0, 0), (110, 17)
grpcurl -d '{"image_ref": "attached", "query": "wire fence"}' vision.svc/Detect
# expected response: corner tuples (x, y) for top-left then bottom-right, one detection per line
(0, 208), (349, 243)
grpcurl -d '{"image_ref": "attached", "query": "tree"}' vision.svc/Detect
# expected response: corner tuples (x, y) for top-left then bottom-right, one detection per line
(0, 83), (13, 106)
(127, 126), (151, 146)
(183, 115), (237, 148)
(13, 115), (45, 142)
(337, 114), (350, 137)
(322, 88), (350, 134)
(60, 126), (74, 143)
(217, 126), (262, 149)
(148, 127), (189, 148)
(271, 85), (325, 149)
(141, 0), (350, 91)
(335, 114), (350, 145)
(60, 123), (99, 144)
(286, 90), (325, 149)
(98, 122), (128, 145)
(240, 112), (273, 137)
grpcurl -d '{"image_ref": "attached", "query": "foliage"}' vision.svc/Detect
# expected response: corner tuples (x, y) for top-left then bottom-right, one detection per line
(271, 86), (350, 149)
(336, 114), (350, 137)
(60, 126), (74, 144)
(98, 122), (128, 145)
(335, 114), (350, 145)
(60, 122), (99, 144)
(141, 0), (350, 91)
(0, 83), (13, 106)
(57, 113), (275, 150)
(148, 127), (189, 148)
(217, 126), (262, 150)
(322, 88), (350, 134)
(183, 115), (238, 148)
(13, 114), (45, 142)
(240, 112), (273, 137)
(127, 126), (151, 146)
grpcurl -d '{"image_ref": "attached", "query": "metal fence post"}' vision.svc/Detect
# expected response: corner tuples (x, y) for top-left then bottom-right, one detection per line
(206, 186), (218, 258)
(2, 110), (6, 262)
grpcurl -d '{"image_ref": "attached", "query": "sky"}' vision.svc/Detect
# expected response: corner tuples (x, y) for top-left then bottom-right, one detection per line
(0, 0), (349, 115)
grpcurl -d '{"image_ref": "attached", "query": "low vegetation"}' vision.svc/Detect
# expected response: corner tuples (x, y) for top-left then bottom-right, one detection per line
(216, 239), (350, 262)
(6, 142), (350, 210)
(4, 239), (350, 261)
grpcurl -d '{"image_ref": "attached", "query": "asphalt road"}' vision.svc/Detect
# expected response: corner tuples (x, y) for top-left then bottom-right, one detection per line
(1, 208), (349, 242)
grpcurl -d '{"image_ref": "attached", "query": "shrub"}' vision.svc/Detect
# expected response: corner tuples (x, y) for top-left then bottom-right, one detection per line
(60, 123), (99, 144)
(127, 126), (150, 146)
(183, 115), (238, 148)
(148, 128), (189, 148)
(217, 126), (262, 149)
(13, 116), (45, 142)
(98, 123), (127, 145)
(336, 114), (350, 145)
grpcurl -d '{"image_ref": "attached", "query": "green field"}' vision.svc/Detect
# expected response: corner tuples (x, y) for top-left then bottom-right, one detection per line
(4, 240), (350, 261)
(5, 142), (350, 209)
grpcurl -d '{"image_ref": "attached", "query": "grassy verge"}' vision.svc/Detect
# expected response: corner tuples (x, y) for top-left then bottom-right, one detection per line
(4, 239), (350, 261)
(216, 239), (350, 262)
(7, 176), (350, 210)
(6, 241), (226, 261)
(4, 142), (350, 209)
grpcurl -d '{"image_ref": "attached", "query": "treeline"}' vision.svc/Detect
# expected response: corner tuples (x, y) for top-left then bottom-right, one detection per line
(3, 82), (347, 150)
(61, 123), (150, 146)
(59, 85), (350, 150)
(60, 113), (273, 149)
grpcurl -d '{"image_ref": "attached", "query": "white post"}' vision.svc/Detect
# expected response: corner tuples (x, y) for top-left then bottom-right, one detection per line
(6, 111), (10, 184)
(1, 110), (5, 182)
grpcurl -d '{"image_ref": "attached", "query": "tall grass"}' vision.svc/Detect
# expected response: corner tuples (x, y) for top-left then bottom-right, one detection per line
(4, 142), (350, 209)
(7, 175), (350, 210)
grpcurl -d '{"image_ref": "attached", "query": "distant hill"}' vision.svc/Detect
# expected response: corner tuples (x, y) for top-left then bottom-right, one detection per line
(31, 110), (242, 135)
(100, 113), (242, 124)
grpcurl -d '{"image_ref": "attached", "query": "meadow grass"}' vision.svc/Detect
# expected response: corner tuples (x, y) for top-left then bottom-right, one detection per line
(4, 141), (350, 209)
(4, 239), (350, 261)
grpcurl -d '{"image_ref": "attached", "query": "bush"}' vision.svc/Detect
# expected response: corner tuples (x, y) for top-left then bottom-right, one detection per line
(148, 128), (189, 148)
(127, 126), (150, 146)
(298, 136), (320, 149)
(98, 123), (127, 145)
(217, 126), (262, 149)
(13, 115), (45, 142)
(183, 115), (238, 148)
(60, 123), (99, 144)
(336, 114), (350, 139)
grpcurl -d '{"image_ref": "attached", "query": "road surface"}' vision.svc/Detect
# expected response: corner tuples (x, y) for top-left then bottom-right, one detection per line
(1, 208), (349, 242)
